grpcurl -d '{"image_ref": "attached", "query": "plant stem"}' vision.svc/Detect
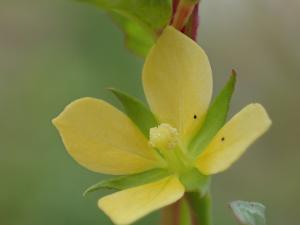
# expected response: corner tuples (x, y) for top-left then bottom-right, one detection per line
(161, 200), (181, 225)
(186, 192), (212, 225)
(172, 0), (198, 30)
(171, 0), (200, 40)
(182, 2), (200, 41)
(161, 192), (212, 225)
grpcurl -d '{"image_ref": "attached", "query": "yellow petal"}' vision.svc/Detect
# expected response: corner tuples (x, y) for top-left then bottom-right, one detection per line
(98, 176), (184, 225)
(143, 26), (212, 142)
(53, 97), (160, 175)
(196, 103), (271, 175)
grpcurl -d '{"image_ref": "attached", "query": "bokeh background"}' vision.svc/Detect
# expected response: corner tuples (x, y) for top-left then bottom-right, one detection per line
(1, 0), (299, 224)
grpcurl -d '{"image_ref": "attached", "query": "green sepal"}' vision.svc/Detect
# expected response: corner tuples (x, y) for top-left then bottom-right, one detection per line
(78, 0), (172, 56)
(109, 88), (158, 137)
(83, 168), (170, 196)
(179, 168), (210, 193)
(188, 70), (237, 159)
(229, 201), (266, 225)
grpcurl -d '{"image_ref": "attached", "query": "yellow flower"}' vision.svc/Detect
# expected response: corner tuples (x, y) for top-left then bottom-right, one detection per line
(53, 26), (271, 225)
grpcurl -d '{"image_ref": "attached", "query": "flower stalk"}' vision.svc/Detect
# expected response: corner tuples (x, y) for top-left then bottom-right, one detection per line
(162, 191), (211, 225)
(182, 2), (200, 40)
(172, 0), (200, 33)
(186, 192), (212, 225)
(161, 200), (181, 225)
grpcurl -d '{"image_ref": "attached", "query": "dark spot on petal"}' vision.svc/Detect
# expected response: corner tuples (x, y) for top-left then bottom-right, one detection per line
(193, 114), (197, 119)
(221, 137), (225, 141)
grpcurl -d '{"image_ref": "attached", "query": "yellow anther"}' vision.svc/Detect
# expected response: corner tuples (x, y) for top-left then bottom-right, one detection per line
(149, 123), (179, 150)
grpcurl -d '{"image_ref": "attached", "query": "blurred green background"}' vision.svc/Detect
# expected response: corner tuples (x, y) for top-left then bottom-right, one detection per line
(1, 0), (299, 224)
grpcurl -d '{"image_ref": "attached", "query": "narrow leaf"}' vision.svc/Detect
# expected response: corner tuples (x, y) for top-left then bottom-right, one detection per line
(83, 168), (169, 196)
(109, 88), (158, 137)
(229, 201), (266, 225)
(79, 0), (172, 56)
(188, 70), (237, 159)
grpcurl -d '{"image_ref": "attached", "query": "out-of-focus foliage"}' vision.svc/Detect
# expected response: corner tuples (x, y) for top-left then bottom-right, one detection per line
(79, 0), (172, 56)
(230, 201), (266, 225)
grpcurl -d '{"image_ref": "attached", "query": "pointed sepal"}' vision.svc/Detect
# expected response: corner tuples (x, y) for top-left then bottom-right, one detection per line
(109, 88), (158, 138)
(189, 70), (237, 158)
(83, 168), (170, 196)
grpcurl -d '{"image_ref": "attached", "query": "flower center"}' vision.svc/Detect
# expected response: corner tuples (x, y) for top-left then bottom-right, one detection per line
(149, 123), (179, 150)
(148, 125), (210, 193)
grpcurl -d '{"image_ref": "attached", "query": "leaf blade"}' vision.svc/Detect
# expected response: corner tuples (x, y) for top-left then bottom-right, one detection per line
(110, 13), (155, 56)
(229, 201), (266, 225)
(78, 0), (172, 56)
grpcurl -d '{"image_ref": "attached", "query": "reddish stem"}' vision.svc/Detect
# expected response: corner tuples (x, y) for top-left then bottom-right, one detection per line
(161, 200), (181, 225)
(171, 0), (200, 41)
(161, 197), (201, 225)
(172, 1), (195, 30)
(172, 0), (180, 23)
(183, 3), (199, 40)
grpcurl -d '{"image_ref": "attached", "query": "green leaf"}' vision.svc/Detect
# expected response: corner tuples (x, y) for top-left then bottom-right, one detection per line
(109, 88), (158, 137)
(83, 168), (170, 196)
(188, 70), (237, 159)
(79, 0), (172, 56)
(110, 13), (155, 56)
(229, 201), (266, 225)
